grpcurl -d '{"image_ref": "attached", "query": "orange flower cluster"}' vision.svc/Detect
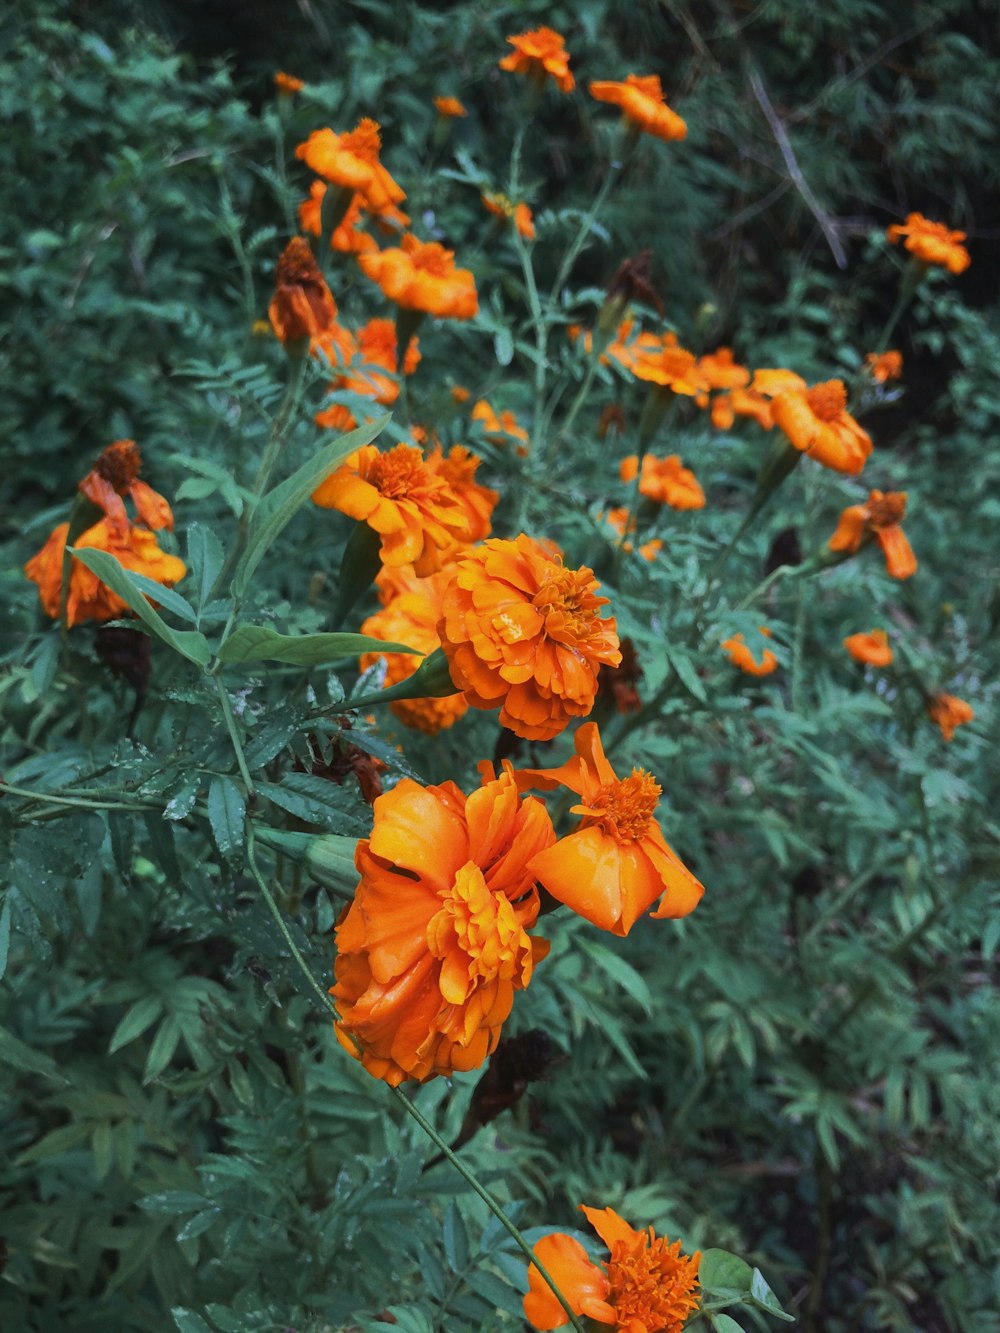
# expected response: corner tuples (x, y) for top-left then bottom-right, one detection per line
(887, 213), (970, 274)
(268, 237), (338, 347)
(315, 317), (421, 430)
(331, 766), (554, 1084)
(722, 627), (779, 676)
(438, 536), (621, 740)
(359, 233), (478, 320)
(525, 1204), (700, 1333)
(589, 74), (687, 142)
(927, 692), (975, 742)
(828, 489), (916, 580)
(620, 453), (705, 510)
(500, 27), (574, 93)
(482, 192), (536, 240)
(471, 399), (530, 450)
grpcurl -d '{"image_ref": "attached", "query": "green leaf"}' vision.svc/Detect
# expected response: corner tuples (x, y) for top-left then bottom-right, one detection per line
(139, 1191), (210, 1214)
(68, 547), (211, 666)
(750, 1267), (795, 1320)
(494, 327), (514, 366)
(0, 1024), (68, 1085)
(699, 1249), (755, 1297)
(0, 896), (11, 981)
(186, 522), (224, 608)
(109, 996), (165, 1054)
(666, 647), (707, 702)
(232, 413), (388, 598)
(143, 1013), (183, 1084)
(171, 1310), (213, 1333)
(218, 624), (418, 667)
(579, 936), (653, 1014)
(116, 569), (198, 623)
(207, 776), (246, 860)
(710, 1316), (747, 1332)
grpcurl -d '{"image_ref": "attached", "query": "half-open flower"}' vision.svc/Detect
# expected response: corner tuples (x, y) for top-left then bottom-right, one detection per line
(268, 236), (338, 347)
(926, 692), (974, 742)
(79, 439), (173, 538)
(482, 192), (535, 240)
(827, 489), (917, 580)
(500, 27), (574, 93)
(865, 350), (903, 384)
(722, 627), (779, 676)
(295, 119), (405, 214)
(844, 629), (893, 667)
(358, 233), (478, 319)
(770, 378), (873, 475)
(434, 95), (467, 119)
(887, 213), (970, 274)
(589, 74), (687, 142)
(619, 453), (705, 510)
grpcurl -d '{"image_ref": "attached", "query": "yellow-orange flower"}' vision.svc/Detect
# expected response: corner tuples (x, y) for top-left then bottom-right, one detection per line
(926, 692), (975, 742)
(865, 350), (903, 383)
(481, 192), (535, 239)
(619, 453), (705, 510)
(770, 378), (873, 475)
(602, 508), (661, 562)
(451, 384), (471, 404)
(79, 439), (173, 538)
(696, 346), (750, 391)
(710, 385), (774, 431)
(274, 71), (304, 95)
(298, 182), (378, 255)
(25, 519), (187, 628)
(524, 1204), (700, 1332)
(511, 722), (704, 935)
(722, 627), (779, 676)
(500, 27), (574, 93)
(887, 213), (970, 274)
(471, 399), (530, 451)
(589, 74), (687, 142)
(425, 444), (498, 544)
(295, 120), (405, 214)
(358, 233), (478, 319)
(331, 767), (554, 1084)
(268, 236), (338, 346)
(434, 95), (467, 118)
(610, 330), (706, 396)
(326, 317), (421, 409)
(844, 629), (893, 667)
(827, 489), (917, 580)
(312, 443), (470, 576)
(438, 536), (621, 741)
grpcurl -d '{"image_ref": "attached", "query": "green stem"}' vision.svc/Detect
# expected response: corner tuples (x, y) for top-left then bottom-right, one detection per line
(874, 261), (922, 355)
(0, 780), (158, 814)
(214, 677), (256, 795)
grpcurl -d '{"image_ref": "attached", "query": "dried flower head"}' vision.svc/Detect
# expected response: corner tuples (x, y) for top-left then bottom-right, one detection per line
(268, 237), (338, 347)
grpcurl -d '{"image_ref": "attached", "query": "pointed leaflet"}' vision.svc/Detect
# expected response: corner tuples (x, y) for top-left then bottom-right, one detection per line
(218, 624), (419, 667)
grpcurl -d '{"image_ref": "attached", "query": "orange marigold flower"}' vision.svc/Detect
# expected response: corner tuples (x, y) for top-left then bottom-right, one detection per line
(610, 330), (706, 396)
(602, 508), (661, 561)
(865, 350), (903, 383)
(482, 192), (536, 241)
(298, 182), (379, 255)
(619, 453), (705, 510)
(312, 443), (470, 576)
(696, 346), (750, 392)
(770, 378), (873, 475)
(827, 489), (917, 580)
(887, 213), (970, 275)
(524, 1204), (700, 1332)
(589, 74), (687, 142)
(844, 629), (893, 667)
(438, 536), (621, 741)
(358, 233), (478, 320)
(434, 95), (467, 118)
(331, 767), (555, 1084)
(268, 236), (338, 347)
(274, 71), (304, 95)
(25, 519), (187, 628)
(511, 722), (705, 934)
(321, 317), (421, 409)
(722, 627), (779, 676)
(451, 384), (471, 404)
(500, 27), (574, 93)
(295, 120), (405, 214)
(710, 385), (774, 431)
(79, 439), (173, 538)
(471, 399), (530, 447)
(926, 692), (975, 742)
(425, 444), (498, 543)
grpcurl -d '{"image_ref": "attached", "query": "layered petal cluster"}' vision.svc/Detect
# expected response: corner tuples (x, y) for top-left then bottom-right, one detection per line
(827, 489), (917, 580)
(268, 236), (338, 346)
(620, 453), (705, 510)
(844, 629), (893, 667)
(500, 27), (574, 93)
(425, 444), (498, 543)
(358, 233), (478, 319)
(865, 350), (903, 384)
(511, 723), (705, 935)
(438, 537), (621, 741)
(927, 692), (975, 742)
(78, 439), (173, 538)
(589, 74), (687, 142)
(722, 627), (779, 676)
(316, 317), (422, 431)
(524, 1204), (701, 1332)
(610, 331), (706, 396)
(313, 443), (470, 575)
(295, 119), (405, 214)
(887, 213), (970, 274)
(331, 768), (555, 1083)
(770, 377), (873, 475)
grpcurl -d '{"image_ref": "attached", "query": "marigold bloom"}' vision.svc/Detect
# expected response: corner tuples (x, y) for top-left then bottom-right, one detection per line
(696, 346), (750, 391)
(844, 629), (893, 667)
(619, 453), (705, 510)
(451, 384), (471, 404)
(710, 385), (774, 431)
(438, 536), (621, 741)
(827, 489), (917, 580)
(887, 213), (970, 274)
(295, 120), (405, 214)
(79, 439), (173, 538)
(322, 318), (421, 409)
(25, 519), (187, 627)
(722, 628), (779, 676)
(770, 378), (873, 475)
(425, 444), (498, 543)
(865, 350), (903, 384)
(602, 508), (661, 562)
(500, 27), (574, 93)
(274, 71), (304, 95)
(298, 182), (380, 255)
(610, 331), (706, 396)
(312, 443), (470, 576)
(331, 767), (554, 1083)
(524, 1204), (700, 1332)
(589, 74), (687, 142)
(358, 233), (478, 319)
(926, 692), (975, 742)
(471, 399), (530, 449)
(509, 722), (704, 934)
(268, 237), (338, 346)
(482, 192), (535, 240)
(434, 95), (467, 118)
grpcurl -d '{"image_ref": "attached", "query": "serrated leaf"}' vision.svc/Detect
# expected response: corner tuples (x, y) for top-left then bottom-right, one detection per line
(109, 996), (164, 1054)
(218, 624), (418, 667)
(579, 936), (653, 1014)
(15, 1121), (92, 1164)
(255, 774), (367, 833)
(164, 776), (200, 822)
(207, 775), (246, 859)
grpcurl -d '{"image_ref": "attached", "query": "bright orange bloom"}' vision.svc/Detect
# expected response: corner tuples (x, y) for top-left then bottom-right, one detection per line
(438, 536), (621, 741)
(451, 384), (471, 404)
(331, 767), (554, 1084)
(295, 120), (405, 214)
(511, 722), (704, 935)
(696, 346), (750, 391)
(926, 692), (975, 742)
(844, 629), (893, 667)
(589, 74), (687, 142)
(865, 350), (903, 383)
(425, 444), (498, 544)
(482, 192), (536, 241)
(298, 182), (379, 255)
(710, 385), (774, 431)
(25, 518), (187, 627)
(268, 237), (338, 346)
(274, 71), (304, 95)
(887, 213), (970, 274)
(602, 508), (661, 562)
(321, 317), (421, 409)
(524, 1204), (700, 1332)
(312, 443), (470, 576)
(619, 453), (705, 510)
(610, 331), (706, 396)
(434, 95), (467, 118)
(722, 628), (779, 676)
(78, 440), (173, 538)
(358, 233), (478, 319)
(770, 378), (873, 475)
(827, 489), (917, 580)
(500, 27), (574, 93)
(471, 399), (530, 448)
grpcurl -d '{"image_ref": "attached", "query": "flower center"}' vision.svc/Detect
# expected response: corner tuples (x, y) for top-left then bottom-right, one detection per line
(866, 490), (907, 528)
(806, 379), (847, 421)
(425, 862), (533, 1002)
(342, 117), (381, 163)
(365, 444), (427, 498)
(410, 239), (454, 278)
(606, 1231), (701, 1333)
(94, 440), (142, 491)
(532, 565), (600, 631)
(629, 74), (663, 101)
(590, 769), (661, 842)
